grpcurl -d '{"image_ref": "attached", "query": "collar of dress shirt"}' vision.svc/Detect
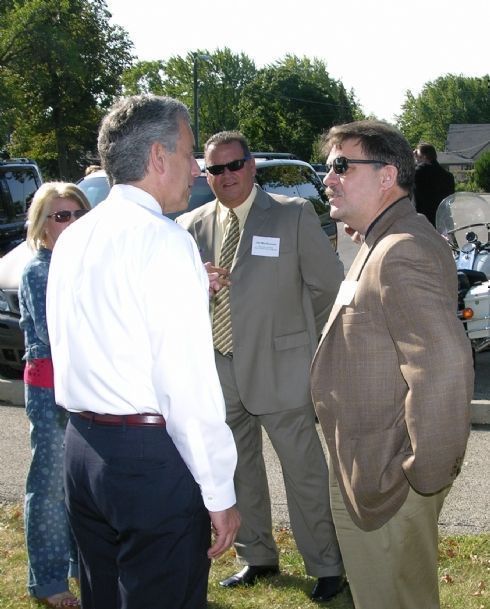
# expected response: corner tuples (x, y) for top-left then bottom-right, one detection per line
(216, 184), (257, 233)
(109, 184), (163, 215)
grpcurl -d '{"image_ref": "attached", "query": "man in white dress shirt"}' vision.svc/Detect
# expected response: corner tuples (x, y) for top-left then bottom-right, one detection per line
(46, 95), (240, 609)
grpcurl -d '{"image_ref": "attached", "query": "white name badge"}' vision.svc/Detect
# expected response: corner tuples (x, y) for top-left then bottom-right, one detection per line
(251, 236), (280, 257)
(335, 280), (358, 306)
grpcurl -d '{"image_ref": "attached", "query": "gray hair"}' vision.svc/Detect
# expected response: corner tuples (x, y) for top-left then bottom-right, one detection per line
(322, 120), (415, 192)
(98, 95), (191, 185)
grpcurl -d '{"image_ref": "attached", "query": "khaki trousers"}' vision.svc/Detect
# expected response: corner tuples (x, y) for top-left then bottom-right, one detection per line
(330, 468), (449, 609)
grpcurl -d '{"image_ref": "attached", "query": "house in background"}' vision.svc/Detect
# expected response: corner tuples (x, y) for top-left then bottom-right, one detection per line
(438, 124), (490, 181)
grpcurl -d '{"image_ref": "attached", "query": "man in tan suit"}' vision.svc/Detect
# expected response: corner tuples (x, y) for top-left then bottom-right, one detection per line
(178, 131), (345, 602)
(311, 120), (474, 609)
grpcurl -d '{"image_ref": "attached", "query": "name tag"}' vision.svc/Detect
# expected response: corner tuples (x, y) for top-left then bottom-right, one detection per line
(335, 280), (358, 306)
(251, 236), (280, 257)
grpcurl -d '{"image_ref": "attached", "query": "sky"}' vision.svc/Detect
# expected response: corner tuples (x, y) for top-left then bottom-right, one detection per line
(105, 0), (489, 123)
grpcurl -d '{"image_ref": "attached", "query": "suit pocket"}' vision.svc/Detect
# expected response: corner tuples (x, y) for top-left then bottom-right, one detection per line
(274, 330), (309, 351)
(350, 426), (408, 509)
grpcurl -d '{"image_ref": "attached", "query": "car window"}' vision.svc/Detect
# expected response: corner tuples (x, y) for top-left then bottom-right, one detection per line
(256, 165), (329, 217)
(0, 168), (40, 221)
(188, 176), (214, 211)
(78, 175), (111, 207)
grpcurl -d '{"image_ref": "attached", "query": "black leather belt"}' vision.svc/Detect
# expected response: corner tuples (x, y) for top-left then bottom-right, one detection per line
(76, 411), (166, 427)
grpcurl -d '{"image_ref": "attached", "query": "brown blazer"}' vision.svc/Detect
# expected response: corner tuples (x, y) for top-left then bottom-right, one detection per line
(311, 197), (473, 531)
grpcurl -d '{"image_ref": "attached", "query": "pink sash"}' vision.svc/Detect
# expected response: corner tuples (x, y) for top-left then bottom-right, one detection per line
(24, 358), (54, 389)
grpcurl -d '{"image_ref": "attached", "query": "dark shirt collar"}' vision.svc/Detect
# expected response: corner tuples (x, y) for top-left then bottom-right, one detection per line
(365, 195), (407, 238)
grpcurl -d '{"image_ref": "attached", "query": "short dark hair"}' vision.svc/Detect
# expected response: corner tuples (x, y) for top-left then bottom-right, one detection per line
(416, 143), (437, 162)
(98, 95), (190, 185)
(322, 120), (415, 191)
(204, 131), (251, 159)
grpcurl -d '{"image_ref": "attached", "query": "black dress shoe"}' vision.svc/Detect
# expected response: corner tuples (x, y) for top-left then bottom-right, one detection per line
(310, 575), (346, 602)
(219, 565), (280, 587)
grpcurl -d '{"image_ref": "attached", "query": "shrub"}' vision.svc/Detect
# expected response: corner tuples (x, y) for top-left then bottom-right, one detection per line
(473, 151), (490, 192)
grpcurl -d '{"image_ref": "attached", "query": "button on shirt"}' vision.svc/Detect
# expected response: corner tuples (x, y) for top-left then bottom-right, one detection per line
(46, 184), (237, 511)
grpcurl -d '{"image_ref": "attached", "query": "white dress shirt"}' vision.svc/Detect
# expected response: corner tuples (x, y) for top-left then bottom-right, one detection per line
(47, 184), (237, 511)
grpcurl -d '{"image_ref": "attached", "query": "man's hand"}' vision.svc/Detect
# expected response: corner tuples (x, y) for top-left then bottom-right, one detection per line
(204, 262), (231, 296)
(344, 223), (363, 244)
(207, 506), (241, 559)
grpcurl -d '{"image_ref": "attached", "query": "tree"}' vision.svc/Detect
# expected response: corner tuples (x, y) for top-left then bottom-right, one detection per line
(121, 48), (257, 148)
(397, 75), (490, 149)
(473, 151), (490, 192)
(121, 60), (167, 95)
(238, 56), (359, 161)
(0, 0), (133, 179)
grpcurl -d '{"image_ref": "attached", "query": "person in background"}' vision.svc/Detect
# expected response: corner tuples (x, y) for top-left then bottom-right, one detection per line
(46, 95), (240, 609)
(413, 143), (455, 227)
(83, 164), (101, 176)
(177, 131), (346, 603)
(311, 120), (473, 609)
(19, 182), (90, 608)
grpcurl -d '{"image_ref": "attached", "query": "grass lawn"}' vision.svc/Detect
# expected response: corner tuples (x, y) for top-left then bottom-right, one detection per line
(0, 503), (487, 608)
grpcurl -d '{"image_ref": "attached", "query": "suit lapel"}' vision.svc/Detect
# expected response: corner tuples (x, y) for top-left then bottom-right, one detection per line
(318, 197), (414, 345)
(318, 241), (370, 343)
(234, 189), (271, 268)
(194, 204), (217, 263)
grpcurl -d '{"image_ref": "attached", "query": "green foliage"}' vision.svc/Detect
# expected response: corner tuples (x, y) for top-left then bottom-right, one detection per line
(238, 55), (359, 161)
(122, 48), (257, 149)
(473, 151), (490, 192)
(0, 0), (134, 179)
(121, 60), (167, 95)
(397, 74), (490, 149)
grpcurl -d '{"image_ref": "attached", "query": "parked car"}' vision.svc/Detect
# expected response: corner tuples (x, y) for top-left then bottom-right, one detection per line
(0, 156), (43, 255)
(310, 162), (327, 182)
(0, 155), (337, 378)
(77, 156), (337, 246)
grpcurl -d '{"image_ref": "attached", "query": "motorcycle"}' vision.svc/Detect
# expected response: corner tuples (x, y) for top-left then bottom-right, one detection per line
(436, 192), (490, 353)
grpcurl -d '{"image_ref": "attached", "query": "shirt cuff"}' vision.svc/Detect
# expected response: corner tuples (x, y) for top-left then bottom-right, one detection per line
(201, 480), (236, 512)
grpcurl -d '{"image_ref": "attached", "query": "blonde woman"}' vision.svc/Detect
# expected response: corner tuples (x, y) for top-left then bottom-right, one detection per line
(19, 183), (90, 608)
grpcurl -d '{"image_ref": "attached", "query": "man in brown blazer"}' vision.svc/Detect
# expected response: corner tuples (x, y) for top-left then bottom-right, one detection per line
(311, 120), (474, 609)
(177, 131), (345, 602)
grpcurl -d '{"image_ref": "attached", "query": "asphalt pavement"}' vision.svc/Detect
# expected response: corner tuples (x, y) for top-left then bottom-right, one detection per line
(0, 224), (488, 535)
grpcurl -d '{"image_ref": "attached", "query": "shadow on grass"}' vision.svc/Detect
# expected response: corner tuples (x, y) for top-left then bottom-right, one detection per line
(208, 572), (354, 609)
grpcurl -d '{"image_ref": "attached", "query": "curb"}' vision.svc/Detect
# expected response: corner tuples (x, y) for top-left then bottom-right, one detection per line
(1, 379), (489, 424)
(471, 400), (490, 425)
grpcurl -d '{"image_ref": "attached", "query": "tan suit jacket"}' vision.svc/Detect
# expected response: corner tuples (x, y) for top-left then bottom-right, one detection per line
(311, 197), (473, 531)
(178, 188), (344, 414)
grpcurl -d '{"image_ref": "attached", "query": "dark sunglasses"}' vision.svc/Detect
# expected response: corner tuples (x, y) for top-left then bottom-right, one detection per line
(205, 157), (251, 176)
(47, 209), (89, 223)
(326, 156), (388, 175)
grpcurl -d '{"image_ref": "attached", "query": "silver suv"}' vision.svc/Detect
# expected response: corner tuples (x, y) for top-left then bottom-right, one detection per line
(77, 156), (338, 248)
(0, 155), (43, 255)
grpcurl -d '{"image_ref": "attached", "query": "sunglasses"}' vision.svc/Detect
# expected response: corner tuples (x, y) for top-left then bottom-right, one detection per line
(326, 156), (388, 175)
(205, 157), (251, 176)
(47, 209), (89, 223)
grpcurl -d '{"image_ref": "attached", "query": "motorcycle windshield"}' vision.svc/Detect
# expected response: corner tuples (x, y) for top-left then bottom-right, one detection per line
(436, 192), (490, 249)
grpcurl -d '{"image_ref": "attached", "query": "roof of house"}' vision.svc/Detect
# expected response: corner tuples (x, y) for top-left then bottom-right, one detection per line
(446, 124), (490, 159)
(437, 151), (474, 165)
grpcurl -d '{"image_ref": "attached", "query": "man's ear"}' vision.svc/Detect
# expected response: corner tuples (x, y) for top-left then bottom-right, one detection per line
(149, 142), (166, 175)
(380, 164), (398, 191)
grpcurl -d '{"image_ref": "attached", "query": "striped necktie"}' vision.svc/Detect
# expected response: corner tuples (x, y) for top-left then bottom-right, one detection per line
(213, 209), (240, 354)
